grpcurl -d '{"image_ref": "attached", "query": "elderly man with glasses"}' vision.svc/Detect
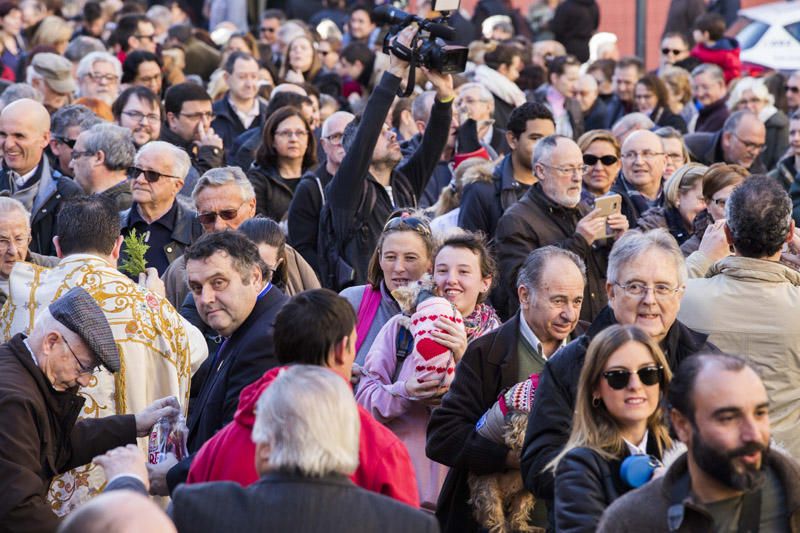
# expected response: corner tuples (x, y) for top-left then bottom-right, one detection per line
(48, 105), (101, 178)
(610, 129), (669, 227)
(119, 141), (203, 277)
(76, 51), (122, 107)
(0, 195), (207, 520)
(495, 134), (629, 321)
(519, 229), (717, 529)
(685, 110), (767, 175)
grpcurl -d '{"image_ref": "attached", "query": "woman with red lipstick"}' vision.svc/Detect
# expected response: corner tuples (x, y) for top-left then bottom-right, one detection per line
(550, 324), (673, 533)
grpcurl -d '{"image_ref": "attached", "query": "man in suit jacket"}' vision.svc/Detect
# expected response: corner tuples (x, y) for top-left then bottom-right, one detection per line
(159, 230), (287, 491)
(97, 367), (439, 533)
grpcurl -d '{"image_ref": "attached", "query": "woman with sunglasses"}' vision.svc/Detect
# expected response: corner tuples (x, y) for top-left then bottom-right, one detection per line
(577, 130), (621, 207)
(356, 231), (500, 509)
(550, 324), (673, 533)
(247, 106), (317, 223)
(637, 163), (708, 246)
(340, 213), (437, 367)
(633, 74), (687, 133)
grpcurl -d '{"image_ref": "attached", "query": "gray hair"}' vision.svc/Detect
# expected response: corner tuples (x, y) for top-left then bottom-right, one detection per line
(251, 365), (360, 477)
(691, 63), (725, 84)
(723, 109), (759, 135)
(411, 90), (436, 123)
(607, 229), (688, 287)
(192, 167), (255, 205)
(458, 82), (494, 104)
(726, 77), (774, 111)
(64, 36), (107, 63)
(0, 83), (43, 108)
(81, 123), (136, 171)
(147, 4), (173, 30)
(517, 246), (586, 290)
(135, 141), (191, 180)
(0, 197), (31, 222)
(76, 52), (122, 81)
(611, 113), (655, 140)
(532, 134), (572, 166)
(51, 105), (99, 137)
(320, 111), (354, 138)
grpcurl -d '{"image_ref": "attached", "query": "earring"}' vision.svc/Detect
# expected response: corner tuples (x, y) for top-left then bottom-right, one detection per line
(592, 397), (601, 408)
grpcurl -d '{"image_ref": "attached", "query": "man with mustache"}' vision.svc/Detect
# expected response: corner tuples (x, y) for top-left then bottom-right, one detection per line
(598, 353), (800, 531)
(679, 177), (800, 460)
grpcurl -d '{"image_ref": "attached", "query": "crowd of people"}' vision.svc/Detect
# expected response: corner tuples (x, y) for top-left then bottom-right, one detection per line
(0, 0), (799, 531)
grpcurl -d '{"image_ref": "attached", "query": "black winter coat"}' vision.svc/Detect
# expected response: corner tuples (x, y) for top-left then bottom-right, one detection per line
(247, 163), (306, 222)
(603, 95), (632, 129)
(287, 165), (332, 273)
(520, 306), (715, 502)
(694, 97), (729, 133)
(495, 183), (611, 321)
(0, 335), (136, 532)
(457, 154), (528, 240)
(583, 98), (608, 132)
(555, 442), (664, 533)
(650, 106), (687, 133)
(549, 0), (599, 63)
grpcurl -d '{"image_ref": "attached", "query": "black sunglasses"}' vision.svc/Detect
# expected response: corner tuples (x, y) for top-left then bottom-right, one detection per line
(55, 136), (76, 149)
(130, 166), (181, 183)
(584, 154), (619, 166)
(383, 215), (431, 236)
(661, 48), (684, 56)
(197, 203), (245, 225)
(787, 86), (800, 94)
(602, 365), (663, 390)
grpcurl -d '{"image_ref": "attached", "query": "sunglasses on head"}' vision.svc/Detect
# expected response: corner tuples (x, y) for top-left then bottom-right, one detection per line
(383, 215), (431, 236)
(602, 365), (663, 390)
(130, 167), (180, 183)
(197, 203), (244, 225)
(661, 48), (683, 56)
(583, 154), (619, 166)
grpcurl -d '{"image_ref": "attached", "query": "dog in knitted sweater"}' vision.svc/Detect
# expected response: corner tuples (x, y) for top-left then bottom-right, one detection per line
(468, 374), (542, 533)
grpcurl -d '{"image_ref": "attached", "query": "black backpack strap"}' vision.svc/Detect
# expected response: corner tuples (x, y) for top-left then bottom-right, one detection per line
(392, 324), (414, 382)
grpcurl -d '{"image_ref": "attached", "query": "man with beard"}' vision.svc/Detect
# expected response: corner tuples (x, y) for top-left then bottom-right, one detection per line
(113, 86), (162, 149)
(679, 177), (800, 460)
(598, 353), (800, 532)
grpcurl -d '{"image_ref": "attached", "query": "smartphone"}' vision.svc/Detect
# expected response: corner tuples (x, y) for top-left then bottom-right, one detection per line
(593, 193), (622, 239)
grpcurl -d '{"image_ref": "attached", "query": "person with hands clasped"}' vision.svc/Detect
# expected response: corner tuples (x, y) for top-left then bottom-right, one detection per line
(356, 232), (500, 510)
(319, 24), (454, 291)
(495, 134), (628, 321)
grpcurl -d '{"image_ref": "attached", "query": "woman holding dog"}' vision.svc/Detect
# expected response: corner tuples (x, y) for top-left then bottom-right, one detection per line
(550, 324), (673, 532)
(356, 232), (500, 510)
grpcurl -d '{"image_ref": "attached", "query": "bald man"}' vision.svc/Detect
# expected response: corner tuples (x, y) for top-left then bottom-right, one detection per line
(288, 111), (355, 271)
(58, 491), (176, 533)
(614, 129), (669, 227)
(576, 74), (607, 132)
(0, 98), (83, 256)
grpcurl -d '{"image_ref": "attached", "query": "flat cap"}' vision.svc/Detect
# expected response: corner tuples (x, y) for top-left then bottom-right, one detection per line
(49, 286), (120, 373)
(32, 53), (77, 95)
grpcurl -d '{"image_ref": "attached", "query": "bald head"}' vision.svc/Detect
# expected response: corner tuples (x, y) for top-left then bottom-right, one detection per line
(621, 130), (667, 200)
(321, 111), (355, 138)
(0, 98), (51, 174)
(57, 490), (176, 533)
(575, 74), (599, 113)
(321, 111), (354, 169)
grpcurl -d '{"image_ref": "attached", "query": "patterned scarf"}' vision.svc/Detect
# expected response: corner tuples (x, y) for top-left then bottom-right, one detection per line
(463, 303), (501, 341)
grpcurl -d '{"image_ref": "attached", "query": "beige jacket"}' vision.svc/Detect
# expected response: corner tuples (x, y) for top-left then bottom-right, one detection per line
(0, 254), (208, 514)
(678, 256), (800, 459)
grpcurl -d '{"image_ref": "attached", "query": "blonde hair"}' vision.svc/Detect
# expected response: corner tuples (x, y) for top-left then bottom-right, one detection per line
(664, 162), (708, 209)
(549, 325), (673, 470)
(429, 158), (495, 218)
(661, 65), (692, 106)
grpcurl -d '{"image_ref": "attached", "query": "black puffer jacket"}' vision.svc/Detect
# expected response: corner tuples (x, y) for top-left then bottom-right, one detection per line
(520, 306), (716, 502)
(247, 163), (305, 223)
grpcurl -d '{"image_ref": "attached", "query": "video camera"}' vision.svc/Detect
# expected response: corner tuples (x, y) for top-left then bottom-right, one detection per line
(375, 0), (469, 96)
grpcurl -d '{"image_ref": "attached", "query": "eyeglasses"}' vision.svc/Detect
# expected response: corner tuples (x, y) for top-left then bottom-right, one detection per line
(540, 163), (590, 176)
(0, 234), (31, 253)
(130, 166), (182, 183)
(787, 85), (800, 94)
(134, 33), (155, 41)
(622, 151), (665, 162)
(55, 136), (76, 149)
(323, 132), (344, 144)
(71, 150), (95, 160)
(383, 215), (432, 236)
(732, 132), (765, 153)
(197, 202), (246, 225)
(603, 365), (663, 390)
(275, 129), (308, 139)
(661, 48), (685, 56)
(583, 154), (618, 166)
(86, 71), (118, 84)
(122, 110), (161, 124)
(63, 335), (97, 376)
(179, 111), (215, 121)
(260, 26), (277, 34)
(614, 281), (682, 300)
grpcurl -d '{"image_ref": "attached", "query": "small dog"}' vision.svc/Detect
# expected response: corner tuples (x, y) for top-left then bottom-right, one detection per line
(468, 376), (543, 533)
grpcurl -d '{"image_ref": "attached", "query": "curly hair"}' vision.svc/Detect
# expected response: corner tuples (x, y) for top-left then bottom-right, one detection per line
(726, 176), (792, 258)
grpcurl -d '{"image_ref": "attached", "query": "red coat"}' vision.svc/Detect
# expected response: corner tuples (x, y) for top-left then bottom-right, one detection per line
(690, 38), (741, 83)
(187, 366), (421, 508)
